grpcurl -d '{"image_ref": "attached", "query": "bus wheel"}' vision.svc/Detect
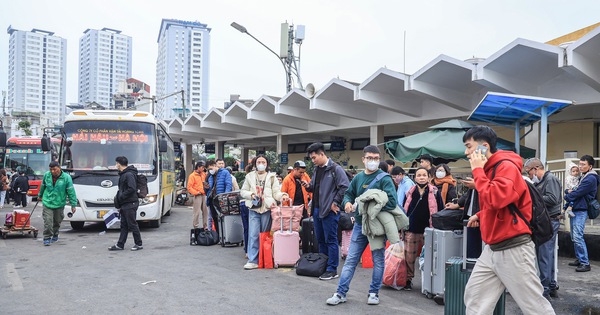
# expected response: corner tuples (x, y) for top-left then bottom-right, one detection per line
(150, 219), (161, 228)
(70, 221), (85, 230)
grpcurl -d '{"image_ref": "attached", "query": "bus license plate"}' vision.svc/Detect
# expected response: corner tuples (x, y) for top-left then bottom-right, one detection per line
(97, 210), (108, 219)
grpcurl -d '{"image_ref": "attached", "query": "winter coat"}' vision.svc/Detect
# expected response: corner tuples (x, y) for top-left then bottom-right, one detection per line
(116, 165), (138, 209)
(473, 150), (532, 245)
(305, 159), (349, 218)
(207, 168), (232, 199)
(280, 172), (312, 209)
(356, 189), (408, 250)
(13, 175), (30, 194)
(38, 171), (78, 209)
(240, 171), (286, 214)
(565, 171), (600, 211)
(534, 171), (562, 217)
(187, 171), (206, 196)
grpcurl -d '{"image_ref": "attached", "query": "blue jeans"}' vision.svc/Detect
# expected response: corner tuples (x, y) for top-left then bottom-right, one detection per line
(537, 218), (560, 295)
(313, 208), (340, 271)
(247, 210), (272, 264)
(336, 223), (385, 296)
(570, 210), (589, 265)
(240, 203), (249, 253)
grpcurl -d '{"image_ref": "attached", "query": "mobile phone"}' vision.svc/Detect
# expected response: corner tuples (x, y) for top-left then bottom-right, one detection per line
(476, 144), (488, 155)
(455, 176), (463, 180)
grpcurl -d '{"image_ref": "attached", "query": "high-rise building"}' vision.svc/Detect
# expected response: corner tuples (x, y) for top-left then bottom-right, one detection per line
(156, 19), (211, 119)
(78, 27), (132, 108)
(7, 26), (67, 128)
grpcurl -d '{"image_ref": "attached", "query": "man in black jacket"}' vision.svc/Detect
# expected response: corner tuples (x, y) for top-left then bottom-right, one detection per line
(109, 156), (143, 251)
(13, 170), (30, 207)
(524, 158), (562, 300)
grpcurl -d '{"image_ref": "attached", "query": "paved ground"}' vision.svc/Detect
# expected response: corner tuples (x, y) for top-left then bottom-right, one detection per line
(1, 203), (600, 314)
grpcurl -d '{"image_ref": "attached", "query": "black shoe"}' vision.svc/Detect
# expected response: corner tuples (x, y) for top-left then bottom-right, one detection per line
(131, 244), (143, 251)
(568, 259), (580, 266)
(108, 244), (123, 251)
(576, 264), (591, 272)
(319, 271), (339, 280)
(402, 280), (412, 291)
(433, 294), (444, 305)
(549, 289), (558, 298)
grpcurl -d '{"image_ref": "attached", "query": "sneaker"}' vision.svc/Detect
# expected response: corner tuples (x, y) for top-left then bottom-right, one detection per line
(319, 271), (339, 280)
(568, 259), (580, 266)
(576, 264), (591, 272)
(108, 244), (123, 251)
(244, 262), (258, 270)
(326, 293), (347, 305)
(367, 293), (379, 305)
(402, 280), (412, 291)
(549, 288), (558, 298)
(131, 244), (143, 251)
(43, 239), (51, 246)
(50, 236), (59, 243)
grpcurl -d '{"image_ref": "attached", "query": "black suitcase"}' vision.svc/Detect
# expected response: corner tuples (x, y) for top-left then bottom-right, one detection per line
(301, 217), (319, 253)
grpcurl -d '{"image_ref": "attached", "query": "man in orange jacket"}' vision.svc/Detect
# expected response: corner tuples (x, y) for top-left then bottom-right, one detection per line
(281, 160), (312, 219)
(187, 161), (208, 229)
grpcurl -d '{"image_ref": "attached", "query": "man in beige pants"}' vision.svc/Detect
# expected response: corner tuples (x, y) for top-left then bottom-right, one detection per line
(463, 126), (554, 314)
(187, 161), (208, 229)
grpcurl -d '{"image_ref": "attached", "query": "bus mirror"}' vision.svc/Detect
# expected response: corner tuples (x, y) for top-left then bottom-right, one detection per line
(0, 129), (6, 147)
(41, 134), (52, 152)
(159, 138), (168, 153)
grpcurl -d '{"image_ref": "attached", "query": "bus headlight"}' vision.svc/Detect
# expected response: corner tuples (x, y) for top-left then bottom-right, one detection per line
(140, 194), (158, 205)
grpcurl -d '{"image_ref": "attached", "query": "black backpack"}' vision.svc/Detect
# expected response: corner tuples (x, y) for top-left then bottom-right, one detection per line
(136, 174), (148, 198)
(492, 160), (553, 246)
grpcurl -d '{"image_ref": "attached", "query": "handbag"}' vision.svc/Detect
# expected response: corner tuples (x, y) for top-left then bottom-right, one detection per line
(258, 232), (274, 269)
(339, 211), (354, 231)
(295, 253), (328, 277)
(431, 208), (466, 230)
(196, 229), (219, 246)
(587, 196), (600, 220)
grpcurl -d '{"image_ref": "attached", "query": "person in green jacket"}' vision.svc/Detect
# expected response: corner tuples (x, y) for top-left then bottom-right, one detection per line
(38, 161), (78, 246)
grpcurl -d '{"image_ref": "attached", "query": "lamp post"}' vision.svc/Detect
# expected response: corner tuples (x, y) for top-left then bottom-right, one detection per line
(231, 22), (304, 93)
(138, 95), (156, 115)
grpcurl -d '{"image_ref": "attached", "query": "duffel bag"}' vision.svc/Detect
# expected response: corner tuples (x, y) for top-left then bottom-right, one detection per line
(295, 253), (328, 277)
(431, 209), (465, 231)
(196, 229), (219, 246)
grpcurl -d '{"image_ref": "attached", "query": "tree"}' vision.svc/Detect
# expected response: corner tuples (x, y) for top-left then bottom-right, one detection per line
(18, 120), (32, 136)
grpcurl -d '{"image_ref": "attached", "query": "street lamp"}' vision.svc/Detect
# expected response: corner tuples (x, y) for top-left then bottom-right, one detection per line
(231, 22), (304, 93)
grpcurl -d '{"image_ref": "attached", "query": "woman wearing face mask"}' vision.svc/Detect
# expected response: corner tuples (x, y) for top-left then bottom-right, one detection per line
(432, 163), (457, 205)
(402, 167), (443, 291)
(239, 155), (288, 270)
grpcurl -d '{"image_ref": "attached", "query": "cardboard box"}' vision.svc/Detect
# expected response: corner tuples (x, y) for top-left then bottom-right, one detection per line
(13, 210), (30, 228)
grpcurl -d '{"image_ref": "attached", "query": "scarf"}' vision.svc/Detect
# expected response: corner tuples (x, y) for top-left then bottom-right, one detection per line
(433, 176), (456, 205)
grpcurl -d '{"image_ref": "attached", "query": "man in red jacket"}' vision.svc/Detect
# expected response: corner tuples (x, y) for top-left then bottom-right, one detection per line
(463, 126), (554, 314)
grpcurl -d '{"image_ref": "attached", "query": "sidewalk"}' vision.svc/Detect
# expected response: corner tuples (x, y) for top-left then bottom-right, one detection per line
(558, 219), (600, 261)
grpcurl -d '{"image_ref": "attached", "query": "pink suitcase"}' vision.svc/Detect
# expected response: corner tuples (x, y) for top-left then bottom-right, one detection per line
(341, 230), (352, 259)
(273, 217), (300, 268)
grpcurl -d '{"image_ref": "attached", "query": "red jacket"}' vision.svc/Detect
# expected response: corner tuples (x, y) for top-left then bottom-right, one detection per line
(473, 150), (532, 245)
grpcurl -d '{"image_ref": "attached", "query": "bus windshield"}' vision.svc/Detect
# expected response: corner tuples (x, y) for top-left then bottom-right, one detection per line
(62, 121), (156, 174)
(4, 148), (53, 179)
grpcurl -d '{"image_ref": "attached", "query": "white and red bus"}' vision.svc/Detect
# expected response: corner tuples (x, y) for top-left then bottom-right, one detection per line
(2, 137), (60, 197)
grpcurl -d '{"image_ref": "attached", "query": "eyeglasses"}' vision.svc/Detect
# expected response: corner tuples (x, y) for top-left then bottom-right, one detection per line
(364, 157), (380, 162)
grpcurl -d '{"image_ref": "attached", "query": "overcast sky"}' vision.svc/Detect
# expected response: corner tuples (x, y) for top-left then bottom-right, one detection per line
(2, 0), (599, 109)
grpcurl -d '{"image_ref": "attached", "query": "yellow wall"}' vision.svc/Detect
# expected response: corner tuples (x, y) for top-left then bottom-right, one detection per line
(546, 22), (600, 46)
(547, 122), (595, 161)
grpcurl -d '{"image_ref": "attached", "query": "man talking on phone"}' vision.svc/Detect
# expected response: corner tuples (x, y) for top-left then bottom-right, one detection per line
(462, 125), (554, 314)
(280, 160), (312, 219)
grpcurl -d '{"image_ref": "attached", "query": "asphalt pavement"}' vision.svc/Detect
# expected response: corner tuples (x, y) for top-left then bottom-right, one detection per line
(1, 203), (600, 314)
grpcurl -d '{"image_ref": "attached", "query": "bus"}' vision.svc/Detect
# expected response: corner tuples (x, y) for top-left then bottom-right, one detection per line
(3, 137), (60, 198)
(54, 110), (176, 229)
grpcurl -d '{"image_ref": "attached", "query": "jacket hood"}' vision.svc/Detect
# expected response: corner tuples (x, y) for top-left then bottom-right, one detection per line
(119, 165), (138, 176)
(484, 150), (523, 173)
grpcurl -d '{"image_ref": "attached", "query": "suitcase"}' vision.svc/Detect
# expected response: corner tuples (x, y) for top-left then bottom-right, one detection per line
(443, 223), (505, 315)
(422, 227), (463, 301)
(218, 214), (244, 247)
(341, 230), (352, 259)
(301, 217), (319, 254)
(273, 217), (300, 268)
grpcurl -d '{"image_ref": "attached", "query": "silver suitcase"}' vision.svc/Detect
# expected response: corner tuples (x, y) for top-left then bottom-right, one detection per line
(219, 214), (244, 247)
(422, 227), (463, 300)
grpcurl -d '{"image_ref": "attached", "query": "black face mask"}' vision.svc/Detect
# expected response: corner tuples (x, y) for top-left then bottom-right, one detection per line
(417, 182), (428, 188)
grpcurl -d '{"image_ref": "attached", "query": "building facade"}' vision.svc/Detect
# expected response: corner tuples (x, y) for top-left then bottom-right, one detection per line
(113, 78), (152, 111)
(7, 26), (67, 128)
(78, 27), (132, 108)
(156, 19), (211, 119)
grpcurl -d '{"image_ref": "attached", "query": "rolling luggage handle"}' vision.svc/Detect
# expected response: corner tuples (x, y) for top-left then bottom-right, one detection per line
(20, 200), (39, 233)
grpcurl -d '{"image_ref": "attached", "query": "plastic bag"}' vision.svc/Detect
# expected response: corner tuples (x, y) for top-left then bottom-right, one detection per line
(382, 242), (407, 290)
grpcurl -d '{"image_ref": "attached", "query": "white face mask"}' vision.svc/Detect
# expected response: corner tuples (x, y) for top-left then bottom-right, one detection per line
(436, 171), (446, 179)
(256, 164), (266, 172)
(532, 175), (540, 184)
(366, 160), (379, 172)
(208, 169), (216, 175)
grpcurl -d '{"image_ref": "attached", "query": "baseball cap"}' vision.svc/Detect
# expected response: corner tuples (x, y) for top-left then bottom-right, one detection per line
(293, 160), (307, 168)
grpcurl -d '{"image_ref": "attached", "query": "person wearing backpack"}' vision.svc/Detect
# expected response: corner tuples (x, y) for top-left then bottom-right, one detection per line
(564, 155), (599, 273)
(524, 158), (562, 300)
(109, 156), (143, 251)
(463, 126), (554, 315)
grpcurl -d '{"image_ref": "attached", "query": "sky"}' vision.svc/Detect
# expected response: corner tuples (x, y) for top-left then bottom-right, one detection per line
(1, 0), (600, 110)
